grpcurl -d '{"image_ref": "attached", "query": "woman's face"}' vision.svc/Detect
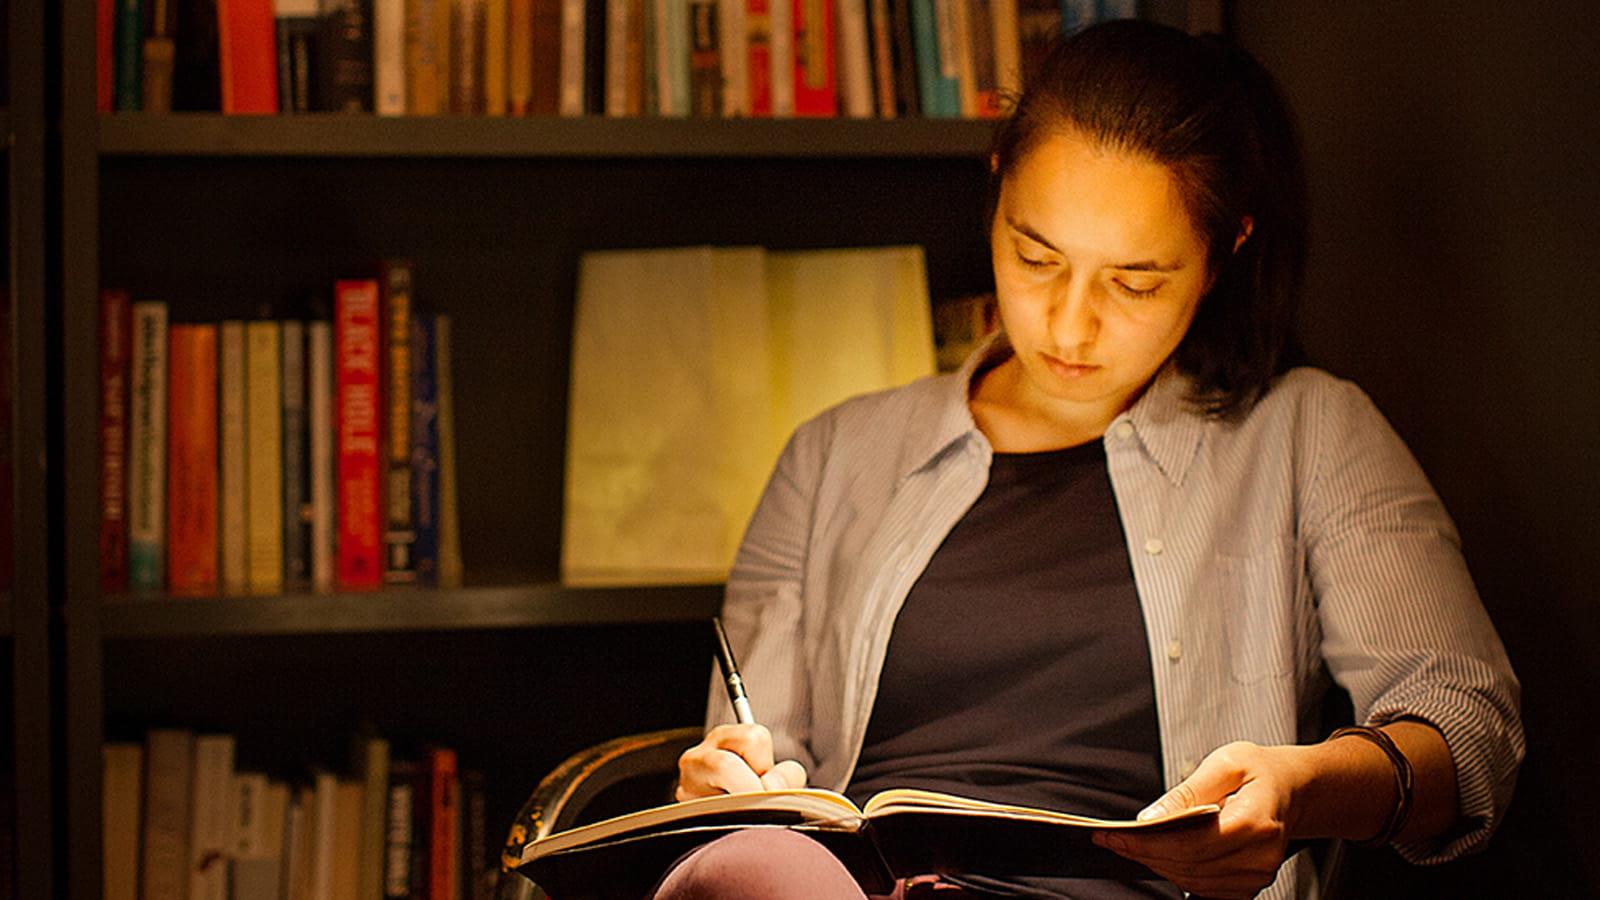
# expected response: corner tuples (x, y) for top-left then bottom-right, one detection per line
(990, 129), (1213, 426)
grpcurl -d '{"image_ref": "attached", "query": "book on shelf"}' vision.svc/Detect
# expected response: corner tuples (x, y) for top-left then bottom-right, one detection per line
(102, 743), (144, 900)
(381, 261), (417, 585)
(99, 269), (462, 599)
(140, 729), (195, 900)
(101, 0), (1141, 117)
(188, 734), (237, 900)
(516, 787), (1219, 897)
(128, 301), (169, 592)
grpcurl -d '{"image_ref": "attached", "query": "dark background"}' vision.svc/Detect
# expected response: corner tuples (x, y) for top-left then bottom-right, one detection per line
(1233, 3), (1599, 895)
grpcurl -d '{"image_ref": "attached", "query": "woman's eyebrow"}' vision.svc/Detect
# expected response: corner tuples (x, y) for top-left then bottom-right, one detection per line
(1005, 215), (1060, 251)
(1113, 260), (1185, 273)
(1007, 215), (1185, 273)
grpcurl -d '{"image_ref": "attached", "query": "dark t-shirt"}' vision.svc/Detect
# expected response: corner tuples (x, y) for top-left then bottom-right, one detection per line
(846, 441), (1178, 898)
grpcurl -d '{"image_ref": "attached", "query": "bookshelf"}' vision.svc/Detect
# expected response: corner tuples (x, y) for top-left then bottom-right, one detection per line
(58, 6), (1218, 900)
(8, 0), (53, 896)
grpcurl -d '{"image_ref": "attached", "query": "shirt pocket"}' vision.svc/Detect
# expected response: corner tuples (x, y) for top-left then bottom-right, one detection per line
(1216, 549), (1295, 684)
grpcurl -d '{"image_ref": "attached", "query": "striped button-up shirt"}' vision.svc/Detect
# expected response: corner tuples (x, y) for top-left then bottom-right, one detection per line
(707, 338), (1524, 899)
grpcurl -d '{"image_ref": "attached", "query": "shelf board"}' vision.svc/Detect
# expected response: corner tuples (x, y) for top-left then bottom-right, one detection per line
(98, 113), (997, 159)
(95, 582), (723, 638)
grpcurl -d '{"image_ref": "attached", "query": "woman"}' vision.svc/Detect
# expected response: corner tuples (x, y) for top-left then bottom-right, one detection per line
(661, 19), (1523, 900)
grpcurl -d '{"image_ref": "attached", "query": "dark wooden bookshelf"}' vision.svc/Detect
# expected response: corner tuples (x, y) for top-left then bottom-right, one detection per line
(0, 596), (11, 636)
(100, 112), (999, 159)
(97, 583), (723, 637)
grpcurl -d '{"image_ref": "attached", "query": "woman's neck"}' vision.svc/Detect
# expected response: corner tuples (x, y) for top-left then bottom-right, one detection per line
(967, 356), (1137, 453)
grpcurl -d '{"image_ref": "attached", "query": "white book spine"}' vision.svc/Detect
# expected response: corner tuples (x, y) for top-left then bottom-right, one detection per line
(768, 0), (793, 115)
(127, 301), (168, 592)
(837, 0), (873, 117)
(220, 321), (248, 595)
(309, 320), (335, 593)
(718, 0), (748, 115)
(559, 0), (586, 115)
(312, 773), (339, 900)
(375, 0), (408, 113)
(187, 735), (236, 900)
(606, 0), (630, 115)
(652, 0), (677, 115)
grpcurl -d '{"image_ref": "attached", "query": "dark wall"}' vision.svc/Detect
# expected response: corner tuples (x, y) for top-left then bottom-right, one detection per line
(1233, 3), (1599, 895)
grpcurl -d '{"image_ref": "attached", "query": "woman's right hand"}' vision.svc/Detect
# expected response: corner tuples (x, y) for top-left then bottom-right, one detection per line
(674, 724), (809, 801)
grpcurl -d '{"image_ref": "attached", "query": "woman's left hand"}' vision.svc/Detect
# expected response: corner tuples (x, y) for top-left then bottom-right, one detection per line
(1091, 740), (1310, 900)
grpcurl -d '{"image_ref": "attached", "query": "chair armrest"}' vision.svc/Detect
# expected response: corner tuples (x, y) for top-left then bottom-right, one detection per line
(498, 726), (705, 898)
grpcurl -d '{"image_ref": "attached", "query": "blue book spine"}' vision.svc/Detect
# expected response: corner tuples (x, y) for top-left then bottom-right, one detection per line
(409, 315), (440, 584)
(1095, 0), (1138, 21)
(1060, 0), (1095, 33)
(911, 0), (959, 117)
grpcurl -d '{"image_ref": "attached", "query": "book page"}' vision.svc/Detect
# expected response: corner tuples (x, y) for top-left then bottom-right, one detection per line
(861, 788), (1220, 828)
(524, 788), (868, 861)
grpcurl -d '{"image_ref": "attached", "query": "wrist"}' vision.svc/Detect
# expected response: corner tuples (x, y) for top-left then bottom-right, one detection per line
(1283, 731), (1397, 843)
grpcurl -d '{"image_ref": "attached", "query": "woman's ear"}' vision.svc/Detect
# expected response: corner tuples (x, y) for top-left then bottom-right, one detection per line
(989, 152), (1000, 175)
(1233, 216), (1255, 253)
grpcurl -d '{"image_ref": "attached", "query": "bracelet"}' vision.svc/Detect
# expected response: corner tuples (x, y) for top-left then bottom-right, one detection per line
(1328, 725), (1415, 848)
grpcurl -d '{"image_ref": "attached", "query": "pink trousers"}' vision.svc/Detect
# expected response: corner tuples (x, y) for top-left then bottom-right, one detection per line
(649, 828), (975, 900)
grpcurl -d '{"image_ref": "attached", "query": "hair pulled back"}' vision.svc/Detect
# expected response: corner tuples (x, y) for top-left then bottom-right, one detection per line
(988, 19), (1308, 420)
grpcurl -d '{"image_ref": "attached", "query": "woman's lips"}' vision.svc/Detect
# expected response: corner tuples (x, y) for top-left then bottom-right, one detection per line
(1044, 355), (1101, 378)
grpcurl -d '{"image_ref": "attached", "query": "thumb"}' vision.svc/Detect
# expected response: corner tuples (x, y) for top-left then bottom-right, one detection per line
(759, 759), (807, 791)
(1138, 752), (1244, 821)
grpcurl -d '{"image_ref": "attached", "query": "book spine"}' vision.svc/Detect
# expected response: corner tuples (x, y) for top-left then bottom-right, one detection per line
(910, 0), (955, 116)
(968, 0), (998, 116)
(336, 279), (384, 591)
(245, 320), (283, 594)
(381, 262), (416, 584)
(166, 323), (220, 597)
(791, 0), (835, 116)
(320, 0), (376, 112)
(333, 781), (365, 900)
(767, 0), (793, 114)
(483, 0), (508, 113)
(459, 771), (488, 900)
(529, 0), (561, 114)
(140, 729), (195, 900)
(990, 0), (1018, 102)
(507, 0), (533, 112)
(950, 0), (976, 116)
(557, 0), (584, 115)
(450, 0), (485, 113)
(407, 0), (446, 113)
(605, 0), (630, 116)
(99, 290), (132, 594)
(173, 0), (223, 110)
(427, 749), (459, 900)
(583, 0), (607, 113)
(99, 0), (117, 111)
(282, 320), (311, 592)
(312, 773), (339, 900)
(835, 0), (871, 117)
(409, 315), (440, 584)
(745, 0), (770, 115)
(651, 0), (684, 116)
(688, 0), (720, 116)
(868, 0), (894, 116)
(309, 320), (336, 593)
(1095, 0), (1136, 21)
(376, 0), (409, 112)
(1014, 0), (1056, 91)
(383, 761), (420, 899)
(115, 0), (144, 110)
(142, 0), (178, 113)
(626, 0), (646, 114)
(434, 315), (463, 589)
(717, 0), (746, 115)
(889, 0), (917, 115)
(187, 735), (236, 900)
(220, 321), (249, 595)
(102, 744), (144, 900)
(127, 301), (168, 592)
(356, 737), (391, 900)
(285, 788), (313, 900)
(218, 0), (282, 113)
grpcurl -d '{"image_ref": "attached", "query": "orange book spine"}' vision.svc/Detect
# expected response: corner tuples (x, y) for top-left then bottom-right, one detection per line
(167, 324), (220, 595)
(217, 0), (280, 113)
(427, 748), (459, 900)
(792, 0), (836, 115)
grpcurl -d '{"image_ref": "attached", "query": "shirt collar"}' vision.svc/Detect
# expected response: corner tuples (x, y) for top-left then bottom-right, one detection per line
(899, 333), (1206, 487)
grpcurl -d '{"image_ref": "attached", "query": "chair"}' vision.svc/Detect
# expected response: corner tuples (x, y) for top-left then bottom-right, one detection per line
(496, 726), (704, 900)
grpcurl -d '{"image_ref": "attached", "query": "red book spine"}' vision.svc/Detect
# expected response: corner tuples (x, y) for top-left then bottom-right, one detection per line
(99, 290), (132, 593)
(167, 324), (220, 596)
(98, 0), (116, 112)
(427, 748), (459, 900)
(792, 0), (837, 116)
(336, 279), (384, 591)
(217, 0), (281, 113)
(748, 0), (772, 115)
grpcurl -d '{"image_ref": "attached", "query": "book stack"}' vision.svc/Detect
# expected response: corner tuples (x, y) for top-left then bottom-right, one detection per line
(98, 264), (463, 598)
(97, 0), (1143, 117)
(102, 731), (494, 900)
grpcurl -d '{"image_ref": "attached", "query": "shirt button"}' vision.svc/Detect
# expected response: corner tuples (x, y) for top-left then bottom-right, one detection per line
(1166, 638), (1183, 661)
(1114, 422), (1135, 441)
(1144, 538), (1164, 556)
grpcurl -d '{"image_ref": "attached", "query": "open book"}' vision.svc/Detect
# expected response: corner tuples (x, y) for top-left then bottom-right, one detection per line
(515, 787), (1219, 898)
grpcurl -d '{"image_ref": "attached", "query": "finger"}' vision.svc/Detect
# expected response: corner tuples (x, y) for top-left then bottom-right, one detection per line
(1138, 743), (1252, 822)
(760, 759), (808, 791)
(704, 724), (778, 774)
(683, 747), (766, 796)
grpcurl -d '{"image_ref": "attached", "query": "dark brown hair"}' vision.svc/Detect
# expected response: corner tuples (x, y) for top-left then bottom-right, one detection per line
(988, 19), (1308, 420)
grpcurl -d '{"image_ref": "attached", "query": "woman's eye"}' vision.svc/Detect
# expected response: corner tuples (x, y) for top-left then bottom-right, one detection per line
(1015, 249), (1053, 269)
(1115, 280), (1162, 298)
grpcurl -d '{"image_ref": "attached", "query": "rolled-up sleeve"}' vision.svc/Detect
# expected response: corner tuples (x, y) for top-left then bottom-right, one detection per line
(1303, 379), (1524, 864)
(702, 414), (832, 774)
